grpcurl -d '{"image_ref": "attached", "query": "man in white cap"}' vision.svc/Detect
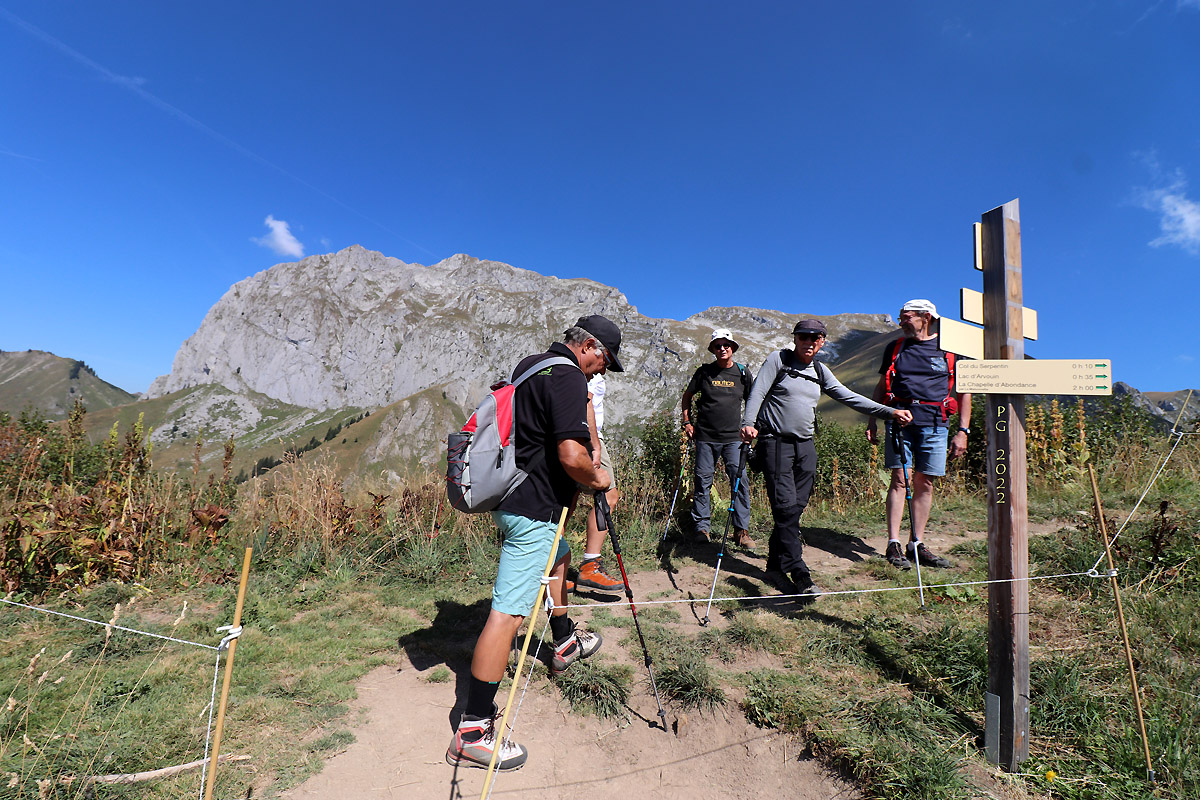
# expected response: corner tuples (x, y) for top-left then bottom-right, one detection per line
(867, 299), (972, 571)
(681, 328), (755, 548)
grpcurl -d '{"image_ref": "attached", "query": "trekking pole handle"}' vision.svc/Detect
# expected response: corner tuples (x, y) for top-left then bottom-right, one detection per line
(595, 490), (612, 532)
(890, 420), (908, 466)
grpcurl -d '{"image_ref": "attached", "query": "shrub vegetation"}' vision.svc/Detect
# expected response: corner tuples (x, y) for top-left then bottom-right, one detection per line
(0, 396), (1196, 799)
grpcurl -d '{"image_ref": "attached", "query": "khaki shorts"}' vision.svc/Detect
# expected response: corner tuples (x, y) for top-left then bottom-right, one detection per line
(576, 437), (616, 491)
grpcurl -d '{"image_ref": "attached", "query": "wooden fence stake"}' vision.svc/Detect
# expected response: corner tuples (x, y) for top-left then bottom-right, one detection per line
(1086, 466), (1154, 783)
(203, 546), (253, 800)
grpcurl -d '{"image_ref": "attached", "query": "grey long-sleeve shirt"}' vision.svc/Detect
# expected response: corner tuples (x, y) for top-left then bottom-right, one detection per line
(741, 349), (894, 440)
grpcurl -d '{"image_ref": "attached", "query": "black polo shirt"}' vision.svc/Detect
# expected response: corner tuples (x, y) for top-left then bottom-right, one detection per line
(497, 342), (592, 522)
(685, 361), (753, 442)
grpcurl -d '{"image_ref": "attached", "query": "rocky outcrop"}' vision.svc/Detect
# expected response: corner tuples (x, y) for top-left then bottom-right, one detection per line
(147, 247), (897, 449)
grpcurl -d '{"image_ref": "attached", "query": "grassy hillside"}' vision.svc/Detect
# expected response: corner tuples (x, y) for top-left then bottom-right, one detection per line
(0, 349), (137, 419)
(1, 401), (1195, 799)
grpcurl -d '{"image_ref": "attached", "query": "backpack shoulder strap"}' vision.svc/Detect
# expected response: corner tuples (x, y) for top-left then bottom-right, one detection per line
(882, 337), (905, 403)
(736, 362), (751, 399)
(509, 356), (578, 387)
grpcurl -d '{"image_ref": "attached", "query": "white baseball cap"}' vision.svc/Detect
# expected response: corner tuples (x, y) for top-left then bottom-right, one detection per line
(900, 299), (939, 319)
(708, 328), (740, 352)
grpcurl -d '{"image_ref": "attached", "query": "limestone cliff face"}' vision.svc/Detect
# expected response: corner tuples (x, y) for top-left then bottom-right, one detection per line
(147, 246), (896, 468)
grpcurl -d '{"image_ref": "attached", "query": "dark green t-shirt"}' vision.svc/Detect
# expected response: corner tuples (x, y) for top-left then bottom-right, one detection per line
(685, 362), (753, 442)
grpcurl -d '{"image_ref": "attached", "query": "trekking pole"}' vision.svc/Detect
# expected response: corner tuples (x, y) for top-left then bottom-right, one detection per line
(429, 493), (444, 539)
(892, 423), (926, 607)
(480, 507), (569, 798)
(660, 438), (692, 543)
(701, 442), (750, 626)
(596, 491), (668, 730)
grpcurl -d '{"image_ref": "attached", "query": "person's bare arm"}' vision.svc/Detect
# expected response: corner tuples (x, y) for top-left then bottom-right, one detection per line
(866, 375), (888, 444)
(950, 392), (972, 458)
(586, 393), (601, 468)
(681, 388), (696, 439)
(559, 438), (610, 490)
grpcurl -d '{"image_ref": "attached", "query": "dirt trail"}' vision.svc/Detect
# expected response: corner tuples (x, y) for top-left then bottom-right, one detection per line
(282, 520), (1048, 800)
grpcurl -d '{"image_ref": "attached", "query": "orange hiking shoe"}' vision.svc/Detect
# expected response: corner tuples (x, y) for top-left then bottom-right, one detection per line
(575, 558), (625, 594)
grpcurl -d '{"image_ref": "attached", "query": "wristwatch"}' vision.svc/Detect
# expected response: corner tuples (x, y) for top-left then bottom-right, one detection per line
(957, 427), (970, 435)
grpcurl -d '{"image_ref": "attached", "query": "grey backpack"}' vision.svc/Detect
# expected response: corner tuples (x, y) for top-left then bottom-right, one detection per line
(445, 356), (578, 513)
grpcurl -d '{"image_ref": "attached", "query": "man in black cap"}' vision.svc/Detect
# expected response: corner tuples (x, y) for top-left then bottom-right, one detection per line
(741, 319), (912, 600)
(447, 315), (622, 772)
(568, 315), (628, 594)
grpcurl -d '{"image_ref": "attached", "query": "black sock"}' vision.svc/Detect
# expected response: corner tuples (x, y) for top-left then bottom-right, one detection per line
(549, 612), (572, 642)
(465, 676), (499, 723)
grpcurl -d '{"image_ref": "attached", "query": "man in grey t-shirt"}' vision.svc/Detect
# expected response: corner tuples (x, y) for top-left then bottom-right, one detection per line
(741, 318), (911, 600)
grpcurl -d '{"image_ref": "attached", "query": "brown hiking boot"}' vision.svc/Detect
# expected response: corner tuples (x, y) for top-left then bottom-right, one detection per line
(733, 529), (755, 549)
(691, 529), (710, 544)
(575, 558), (625, 594)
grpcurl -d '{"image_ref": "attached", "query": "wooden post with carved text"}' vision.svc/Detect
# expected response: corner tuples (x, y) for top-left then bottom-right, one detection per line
(981, 199), (1030, 770)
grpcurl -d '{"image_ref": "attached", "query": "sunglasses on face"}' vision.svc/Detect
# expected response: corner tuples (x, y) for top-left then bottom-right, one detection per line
(794, 333), (823, 342)
(712, 342), (733, 350)
(595, 342), (612, 367)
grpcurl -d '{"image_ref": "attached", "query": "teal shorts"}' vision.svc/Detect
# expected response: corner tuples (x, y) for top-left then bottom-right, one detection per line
(490, 510), (571, 616)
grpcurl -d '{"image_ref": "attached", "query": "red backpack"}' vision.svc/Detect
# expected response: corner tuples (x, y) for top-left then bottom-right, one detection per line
(882, 338), (959, 422)
(445, 356), (577, 513)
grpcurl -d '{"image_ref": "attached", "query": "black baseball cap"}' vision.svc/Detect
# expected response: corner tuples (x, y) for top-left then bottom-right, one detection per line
(574, 314), (625, 372)
(792, 318), (827, 336)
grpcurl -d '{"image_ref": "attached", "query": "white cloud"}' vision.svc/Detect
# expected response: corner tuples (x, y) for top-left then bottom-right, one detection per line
(1135, 160), (1200, 255)
(252, 215), (305, 258)
(1179, 0), (1200, 12)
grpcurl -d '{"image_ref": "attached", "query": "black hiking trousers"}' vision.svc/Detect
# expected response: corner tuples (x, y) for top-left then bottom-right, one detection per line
(759, 435), (816, 582)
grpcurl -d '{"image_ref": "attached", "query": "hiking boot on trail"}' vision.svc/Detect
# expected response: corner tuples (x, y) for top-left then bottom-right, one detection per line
(549, 625), (603, 676)
(445, 706), (528, 772)
(791, 572), (823, 606)
(763, 568), (797, 596)
(575, 558), (625, 594)
(908, 542), (952, 569)
(733, 529), (755, 550)
(884, 540), (912, 571)
(691, 529), (710, 544)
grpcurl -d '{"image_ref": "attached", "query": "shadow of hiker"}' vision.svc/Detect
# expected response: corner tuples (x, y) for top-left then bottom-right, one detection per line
(398, 597), (491, 732)
(800, 526), (877, 563)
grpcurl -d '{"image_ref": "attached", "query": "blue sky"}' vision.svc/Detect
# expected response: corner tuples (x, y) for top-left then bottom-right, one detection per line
(2, 2), (1198, 395)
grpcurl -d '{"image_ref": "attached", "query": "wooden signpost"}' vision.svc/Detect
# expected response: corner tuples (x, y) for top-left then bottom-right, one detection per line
(941, 199), (1110, 771)
(979, 200), (1030, 771)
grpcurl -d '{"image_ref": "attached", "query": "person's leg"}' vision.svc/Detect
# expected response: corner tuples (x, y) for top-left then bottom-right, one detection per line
(785, 439), (817, 590)
(577, 439), (625, 592)
(721, 441), (754, 546)
(761, 438), (800, 591)
(882, 422), (913, 569)
(905, 426), (951, 568)
(689, 441), (718, 540)
(452, 511), (564, 770)
(909, 472), (936, 542)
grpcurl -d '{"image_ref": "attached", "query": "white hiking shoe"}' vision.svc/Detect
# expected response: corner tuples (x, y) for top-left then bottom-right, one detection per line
(445, 705), (528, 771)
(549, 625), (603, 676)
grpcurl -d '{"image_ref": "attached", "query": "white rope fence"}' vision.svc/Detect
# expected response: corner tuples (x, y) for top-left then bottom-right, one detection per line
(1, 594), (236, 799)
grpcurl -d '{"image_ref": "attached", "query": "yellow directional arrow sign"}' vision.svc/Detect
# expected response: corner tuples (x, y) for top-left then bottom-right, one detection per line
(956, 359), (1112, 395)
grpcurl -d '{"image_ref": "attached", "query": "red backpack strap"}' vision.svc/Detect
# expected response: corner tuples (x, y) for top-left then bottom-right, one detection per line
(939, 351), (958, 422)
(882, 337), (905, 405)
